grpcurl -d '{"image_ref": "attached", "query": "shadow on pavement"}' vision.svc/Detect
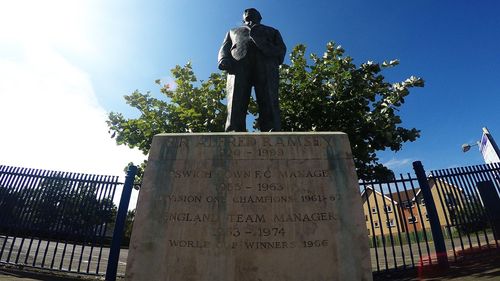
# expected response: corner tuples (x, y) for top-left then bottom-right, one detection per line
(2, 249), (499, 281)
(374, 249), (500, 281)
(0, 267), (99, 281)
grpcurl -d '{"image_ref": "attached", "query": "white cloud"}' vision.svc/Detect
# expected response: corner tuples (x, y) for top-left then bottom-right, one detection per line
(0, 47), (145, 176)
(383, 158), (413, 169)
(0, 2), (145, 210)
(0, 47), (145, 209)
(0, 0), (94, 55)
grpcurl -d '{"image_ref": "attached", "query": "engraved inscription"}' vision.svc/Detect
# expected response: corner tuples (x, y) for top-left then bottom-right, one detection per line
(127, 134), (370, 281)
(195, 136), (324, 148)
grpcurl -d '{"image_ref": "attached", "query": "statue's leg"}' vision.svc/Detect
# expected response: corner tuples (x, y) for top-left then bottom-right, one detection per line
(225, 68), (252, 132)
(254, 62), (281, 132)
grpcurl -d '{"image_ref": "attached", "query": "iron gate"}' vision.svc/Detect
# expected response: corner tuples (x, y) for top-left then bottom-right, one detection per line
(360, 170), (439, 273)
(429, 162), (500, 261)
(363, 161), (500, 274)
(2, 161), (499, 277)
(0, 165), (136, 279)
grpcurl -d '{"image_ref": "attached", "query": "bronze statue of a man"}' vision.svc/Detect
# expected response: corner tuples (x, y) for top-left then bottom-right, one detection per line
(218, 8), (286, 132)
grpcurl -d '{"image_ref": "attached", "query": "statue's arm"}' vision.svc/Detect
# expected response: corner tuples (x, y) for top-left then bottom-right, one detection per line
(251, 28), (286, 64)
(274, 30), (286, 65)
(218, 32), (233, 71)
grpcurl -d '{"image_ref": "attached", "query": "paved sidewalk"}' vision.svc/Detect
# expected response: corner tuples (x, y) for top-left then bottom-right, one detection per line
(374, 251), (500, 281)
(2, 252), (499, 281)
(0, 268), (99, 281)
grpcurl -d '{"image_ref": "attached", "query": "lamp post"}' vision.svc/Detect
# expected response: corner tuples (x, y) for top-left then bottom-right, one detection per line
(461, 142), (479, 153)
(462, 127), (500, 164)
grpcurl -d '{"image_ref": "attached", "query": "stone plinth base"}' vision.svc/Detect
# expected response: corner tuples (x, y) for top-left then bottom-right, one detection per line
(125, 133), (372, 281)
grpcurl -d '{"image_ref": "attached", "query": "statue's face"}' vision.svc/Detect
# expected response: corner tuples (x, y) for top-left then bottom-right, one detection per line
(243, 8), (261, 25)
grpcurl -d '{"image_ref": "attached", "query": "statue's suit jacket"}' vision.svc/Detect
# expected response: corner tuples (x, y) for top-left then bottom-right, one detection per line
(218, 24), (286, 132)
(218, 24), (286, 70)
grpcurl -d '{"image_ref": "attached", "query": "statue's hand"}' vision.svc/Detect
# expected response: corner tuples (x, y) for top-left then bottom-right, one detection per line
(218, 59), (234, 73)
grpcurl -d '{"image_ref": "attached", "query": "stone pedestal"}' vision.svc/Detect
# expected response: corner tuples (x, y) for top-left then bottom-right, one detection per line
(125, 133), (372, 281)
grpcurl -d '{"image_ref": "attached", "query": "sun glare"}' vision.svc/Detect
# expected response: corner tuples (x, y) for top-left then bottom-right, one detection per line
(0, 0), (93, 53)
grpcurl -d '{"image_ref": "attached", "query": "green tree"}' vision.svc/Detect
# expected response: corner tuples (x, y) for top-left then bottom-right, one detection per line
(26, 176), (116, 239)
(108, 63), (228, 181)
(450, 199), (487, 235)
(107, 42), (423, 181)
(124, 209), (135, 242)
(108, 63), (227, 153)
(279, 43), (423, 179)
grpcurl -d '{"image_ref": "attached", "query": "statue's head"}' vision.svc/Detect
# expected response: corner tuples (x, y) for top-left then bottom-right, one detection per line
(243, 8), (262, 26)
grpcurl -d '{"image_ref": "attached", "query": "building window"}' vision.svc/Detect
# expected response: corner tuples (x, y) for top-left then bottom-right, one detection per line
(445, 193), (456, 206)
(384, 205), (393, 213)
(365, 215), (368, 221)
(449, 210), (458, 224)
(425, 213), (429, 221)
(403, 200), (415, 209)
(371, 207), (377, 214)
(386, 219), (395, 228)
(374, 221), (379, 228)
(408, 216), (418, 224)
(368, 228), (371, 235)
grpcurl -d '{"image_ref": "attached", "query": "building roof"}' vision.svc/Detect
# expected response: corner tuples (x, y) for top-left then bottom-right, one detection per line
(360, 185), (399, 205)
(390, 188), (421, 204)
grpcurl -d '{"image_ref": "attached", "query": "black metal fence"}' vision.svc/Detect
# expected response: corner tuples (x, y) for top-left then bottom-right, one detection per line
(0, 165), (136, 279)
(360, 171), (437, 272)
(429, 162), (500, 262)
(1, 161), (499, 277)
(362, 161), (500, 274)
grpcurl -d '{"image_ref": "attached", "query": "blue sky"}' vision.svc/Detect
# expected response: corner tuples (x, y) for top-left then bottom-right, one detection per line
(1, 0), (499, 180)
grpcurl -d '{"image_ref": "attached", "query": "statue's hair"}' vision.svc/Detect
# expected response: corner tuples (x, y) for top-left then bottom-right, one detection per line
(243, 8), (262, 22)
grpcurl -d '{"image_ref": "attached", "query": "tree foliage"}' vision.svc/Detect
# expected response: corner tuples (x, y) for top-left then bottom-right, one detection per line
(279, 43), (423, 179)
(108, 63), (227, 154)
(0, 175), (116, 240)
(107, 42), (424, 181)
(124, 209), (135, 242)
